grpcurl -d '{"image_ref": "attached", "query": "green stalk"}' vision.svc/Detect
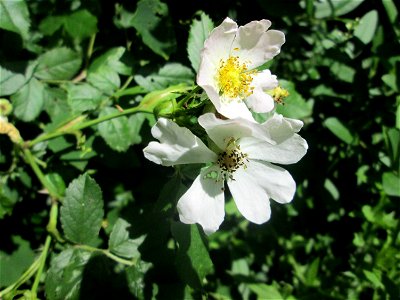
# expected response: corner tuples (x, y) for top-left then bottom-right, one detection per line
(28, 106), (152, 147)
(76, 245), (136, 266)
(0, 257), (41, 298)
(31, 235), (52, 300)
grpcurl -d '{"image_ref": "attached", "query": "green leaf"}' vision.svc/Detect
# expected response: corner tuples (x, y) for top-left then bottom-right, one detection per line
(11, 77), (45, 122)
(97, 107), (132, 152)
(43, 87), (72, 123)
(171, 222), (214, 290)
(0, 183), (19, 219)
(323, 117), (354, 144)
(45, 248), (91, 300)
(39, 15), (64, 36)
(0, 236), (36, 286)
(187, 12), (214, 72)
(125, 260), (152, 300)
(108, 218), (145, 259)
(330, 62), (355, 83)
(363, 269), (384, 289)
(35, 48), (82, 80)
(60, 173), (104, 244)
(314, 0), (365, 19)
(0, 0), (30, 40)
(304, 257), (320, 287)
(134, 63), (194, 92)
(382, 172), (400, 197)
(247, 283), (283, 300)
(382, 0), (398, 25)
(45, 173), (66, 198)
(87, 65), (120, 95)
(0, 65), (27, 96)
(275, 80), (313, 120)
(88, 47), (132, 76)
(116, 0), (176, 59)
(66, 83), (103, 113)
(354, 10), (379, 44)
(64, 9), (97, 39)
(128, 113), (146, 145)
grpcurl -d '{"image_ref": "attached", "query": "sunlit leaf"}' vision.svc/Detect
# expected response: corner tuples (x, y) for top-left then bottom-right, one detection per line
(98, 107), (132, 152)
(187, 12), (214, 72)
(354, 10), (379, 44)
(60, 173), (104, 245)
(314, 0), (365, 18)
(0, 0), (30, 39)
(35, 47), (82, 80)
(134, 63), (194, 91)
(45, 249), (91, 300)
(324, 117), (355, 144)
(171, 222), (213, 290)
(11, 77), (45, 122)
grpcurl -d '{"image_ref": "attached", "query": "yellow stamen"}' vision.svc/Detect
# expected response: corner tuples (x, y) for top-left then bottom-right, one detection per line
(267, 86), (289, 105)
(216, 56), (256, 100)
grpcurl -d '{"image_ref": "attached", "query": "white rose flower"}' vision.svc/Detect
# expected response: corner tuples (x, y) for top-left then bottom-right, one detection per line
(143, 113), (307, 234)
(197, 17), (285, 121)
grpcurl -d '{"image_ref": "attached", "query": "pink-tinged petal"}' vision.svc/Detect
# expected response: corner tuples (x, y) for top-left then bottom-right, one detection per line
(143, 118), (217, 166)
(232, 20), (285, 69)
(198, 113), (275, 149)
(177, 167), (225, 235)
(240, 134), (308, 164)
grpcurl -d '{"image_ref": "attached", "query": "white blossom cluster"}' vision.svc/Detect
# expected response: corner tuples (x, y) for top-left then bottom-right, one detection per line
(143, 18), (308, 234)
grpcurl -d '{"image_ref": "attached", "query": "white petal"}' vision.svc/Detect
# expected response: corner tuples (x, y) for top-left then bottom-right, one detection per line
(245, 70), (277, 113)
(244, 160), (296, 203)
(228, 160), (295, 224)
(253, 69), (278, 90)
(232, 20), (285, 69)
(177, 167), (225, 235)
(218, 100), (255, 121)
(227, 167), (271, 224)
(200, 17), (238, 69)
(240, 134), (308, 164)
(197, 18), (239, 118)
(245, 89), (275, 113)
(261, 113), (304, 143)
(143, 118), (217, 166)
(198, 113), (275, 149)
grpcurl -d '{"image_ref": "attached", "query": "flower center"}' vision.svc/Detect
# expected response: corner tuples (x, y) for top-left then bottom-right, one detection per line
(217, 138), (248, 180)
(216, 56), (255, 100)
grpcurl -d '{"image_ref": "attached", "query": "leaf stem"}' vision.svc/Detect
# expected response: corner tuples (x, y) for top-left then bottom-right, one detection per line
(31, 235), (52, 300)
(75, 244), (136, 266)
(0, 256), (41, 298)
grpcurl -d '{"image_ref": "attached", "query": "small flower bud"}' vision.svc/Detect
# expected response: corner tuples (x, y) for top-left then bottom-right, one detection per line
(0, 99), (12, 117)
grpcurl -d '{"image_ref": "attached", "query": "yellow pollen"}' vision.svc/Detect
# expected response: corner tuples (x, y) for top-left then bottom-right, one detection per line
(216, 56), (256, 100)
(267, 86), (289, 105)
